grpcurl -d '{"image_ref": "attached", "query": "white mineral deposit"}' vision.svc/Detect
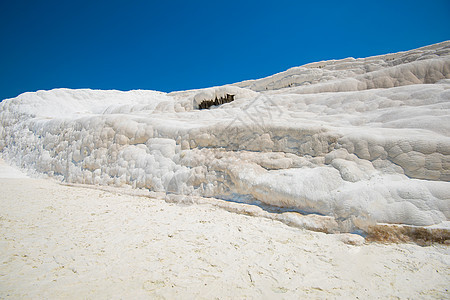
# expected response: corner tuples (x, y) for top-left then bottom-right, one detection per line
(1, 41), (449, 298)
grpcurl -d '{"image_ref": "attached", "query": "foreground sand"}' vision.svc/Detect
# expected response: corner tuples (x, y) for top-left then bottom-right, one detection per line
(0, 161), (449, 299)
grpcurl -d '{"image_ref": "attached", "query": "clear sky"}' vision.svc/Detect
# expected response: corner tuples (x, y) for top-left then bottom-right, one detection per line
(1, 0), (449, 100)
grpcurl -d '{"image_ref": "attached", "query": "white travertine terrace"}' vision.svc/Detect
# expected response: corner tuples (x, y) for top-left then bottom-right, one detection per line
(1, 41), (449, 231)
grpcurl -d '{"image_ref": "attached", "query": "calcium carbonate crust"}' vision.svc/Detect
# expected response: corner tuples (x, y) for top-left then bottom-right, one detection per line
(1, 41), (450, 232)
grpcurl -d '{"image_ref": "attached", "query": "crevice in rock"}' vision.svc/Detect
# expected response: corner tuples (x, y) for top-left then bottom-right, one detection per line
(198, 94), (234, 109)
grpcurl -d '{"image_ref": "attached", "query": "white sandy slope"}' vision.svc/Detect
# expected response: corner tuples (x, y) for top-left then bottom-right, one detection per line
(0, 41), (450, 233)
(0, 160), (449, 299)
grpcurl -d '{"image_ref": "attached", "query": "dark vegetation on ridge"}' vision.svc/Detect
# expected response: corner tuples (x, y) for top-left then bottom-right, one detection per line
(198, 94), (235, 109)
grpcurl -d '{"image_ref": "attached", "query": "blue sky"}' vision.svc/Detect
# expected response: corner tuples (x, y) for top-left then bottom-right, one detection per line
(1, 0), (449, 100)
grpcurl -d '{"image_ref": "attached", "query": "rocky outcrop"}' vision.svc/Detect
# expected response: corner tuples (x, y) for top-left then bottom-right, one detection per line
(1, 41), (449, 233)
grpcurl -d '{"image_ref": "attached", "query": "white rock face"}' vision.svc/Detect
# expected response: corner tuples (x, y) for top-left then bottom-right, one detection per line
(1, 41), (450, 230)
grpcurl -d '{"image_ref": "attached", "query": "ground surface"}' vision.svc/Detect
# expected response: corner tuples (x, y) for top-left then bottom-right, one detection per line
(0, 160), (449, 299)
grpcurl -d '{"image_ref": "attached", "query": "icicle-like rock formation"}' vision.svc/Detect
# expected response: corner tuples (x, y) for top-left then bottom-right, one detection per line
(1, 41), (450, 233)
